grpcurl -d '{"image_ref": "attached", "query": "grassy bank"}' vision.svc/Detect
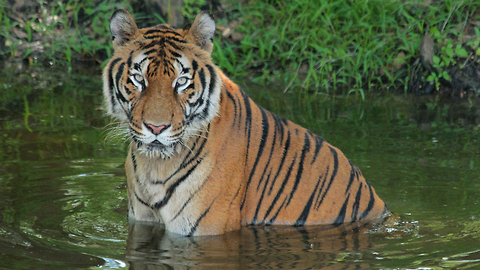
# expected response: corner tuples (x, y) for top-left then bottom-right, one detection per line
(216, 0), (480, 96)
(0, 0), (130, 64)
(0, 0), (479, 95)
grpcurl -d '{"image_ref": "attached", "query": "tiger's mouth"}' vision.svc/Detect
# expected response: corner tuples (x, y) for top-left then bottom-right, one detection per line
(147, 140), (166, 149)
(136, 139), (180, 159)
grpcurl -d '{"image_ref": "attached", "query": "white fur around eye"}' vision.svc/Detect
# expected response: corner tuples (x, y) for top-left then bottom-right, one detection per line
(173, 76), (191, 93)
(130, 73), (146, 91)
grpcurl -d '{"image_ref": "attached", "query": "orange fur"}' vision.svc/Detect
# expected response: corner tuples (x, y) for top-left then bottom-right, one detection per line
(103, 10), (388, 236)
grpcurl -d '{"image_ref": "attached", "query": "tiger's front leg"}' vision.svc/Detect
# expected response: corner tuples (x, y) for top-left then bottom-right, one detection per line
(126, 185), (162, 223)
(125, 145), (162, 223)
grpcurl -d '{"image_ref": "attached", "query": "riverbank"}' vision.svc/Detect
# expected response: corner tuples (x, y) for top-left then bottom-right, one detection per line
(1, 0), (479, 96)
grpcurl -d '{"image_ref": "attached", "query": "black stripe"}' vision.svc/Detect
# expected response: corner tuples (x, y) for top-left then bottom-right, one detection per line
(240, 107), (269, 211)
(226, 90), (238, 127)
(152, 156), (204, 209)
(266, 197), (287, 225)
(192, 59), (198, 71)
(286, 132), (310, 206)
(237, 92), (243, 129)
(206, 65), (216, 95)
(126, 51), (133, 69)
(170, 50), (181, 58)
(311, 135), (324, 165)
(333, 193), (350, 226)
(314, 146), (339, 209)
(251, 170), (272, 224)
(294, 174), (323, 226)
(239, 90), (253, 161)
(144, 48), (157, 56)
(231, 183), (243, 204)
(108, 58), (122, 91)
(359, 182), (376, 220)
(198, 68), (206, 91)
(273, 114), (286, 144)
(144, 33), (186, 43)
(166, 39), (182, 51)
(248, 108), (269, 186)
(187, 65), (216, 120)
(131, 150), (137, 172)
(186, 88), (204, 112)
(182, 131), (208, 167)
(115, 62), (125, 90)
(313, 168), (329, 210)
(144, 28), (178, 34)
(257, 111), (277, 191)
(142, 38), (165, 50)
(128, 197), (135, 217)
(108, 58), (122, 111)
(345, 161), (357, 195)
(124, 85), (133, 96)
(262, 154), (297, 221)
(170, 176), (209, 222)
(187, 199), (216, 236)
(268, 130), (291, 196)
(134, 190), (150, 207)
(195, 64), (217, 119)
(190, 59), (198, 80)
(130, 126), (143, 136)
(157, 134), (208, 185)
(241, 90), (253, 136)
(351, 182), (363, 222)
(115, 88), (128, 104)
(164, 35), (187, 43)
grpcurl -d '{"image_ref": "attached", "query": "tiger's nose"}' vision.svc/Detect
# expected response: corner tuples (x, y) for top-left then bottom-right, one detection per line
(145, 123), (168, 135)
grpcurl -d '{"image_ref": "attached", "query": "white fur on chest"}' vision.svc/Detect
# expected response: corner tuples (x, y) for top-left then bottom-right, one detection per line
(133, 150), (213, 228)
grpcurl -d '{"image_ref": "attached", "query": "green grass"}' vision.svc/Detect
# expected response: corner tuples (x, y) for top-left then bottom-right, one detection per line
(0, 0), (130, 64)
(211, 0), (480, 95)
(0, 0), (478, 94)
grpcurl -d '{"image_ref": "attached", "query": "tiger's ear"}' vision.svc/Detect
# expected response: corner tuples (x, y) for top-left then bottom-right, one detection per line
(110, 9), (139, 49)
(184, 12), (215, 54)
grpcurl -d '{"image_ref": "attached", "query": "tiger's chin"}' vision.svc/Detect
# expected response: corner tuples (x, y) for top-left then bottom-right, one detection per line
(136, 141), (183, 159)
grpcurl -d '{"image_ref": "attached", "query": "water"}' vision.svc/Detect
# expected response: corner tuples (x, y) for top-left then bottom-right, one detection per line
(1, 61), (480, 269)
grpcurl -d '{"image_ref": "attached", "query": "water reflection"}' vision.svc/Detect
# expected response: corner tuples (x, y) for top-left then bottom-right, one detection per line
(2, 63), (480, 269)
(0, 228), (104, 268)
(126, 221), (388, 269)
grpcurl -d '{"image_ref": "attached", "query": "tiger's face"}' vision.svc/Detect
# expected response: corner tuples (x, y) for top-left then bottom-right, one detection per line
(103, 10), (221, 158)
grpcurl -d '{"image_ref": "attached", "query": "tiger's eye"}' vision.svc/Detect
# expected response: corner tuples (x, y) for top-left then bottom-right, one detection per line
(134, 74), (143, 82)
(177, 77), (188, 86)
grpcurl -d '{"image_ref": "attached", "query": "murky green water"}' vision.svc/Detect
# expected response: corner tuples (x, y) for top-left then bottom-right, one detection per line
(1, 61), (480, 269)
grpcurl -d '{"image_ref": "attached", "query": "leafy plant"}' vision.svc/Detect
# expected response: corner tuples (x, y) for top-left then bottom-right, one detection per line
(426, 21), (476, 91)
(212, 0), (480, 94)
(0, 0), (130, 64)
(182, 0), (206, 21)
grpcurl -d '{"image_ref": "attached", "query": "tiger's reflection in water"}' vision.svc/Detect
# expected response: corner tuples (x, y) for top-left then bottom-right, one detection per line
(126, 219), (389, 269)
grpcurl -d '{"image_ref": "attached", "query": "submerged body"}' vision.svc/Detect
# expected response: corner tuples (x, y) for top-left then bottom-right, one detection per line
(103, 10), (388, 236)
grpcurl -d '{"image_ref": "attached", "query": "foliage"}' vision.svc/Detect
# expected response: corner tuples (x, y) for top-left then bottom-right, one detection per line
(0, 0), (130, 64)
(182, 0), (206, 21)
(212, 0), (480, 94)
(0, 0), (479, 94)
(426, 24), (480, 90)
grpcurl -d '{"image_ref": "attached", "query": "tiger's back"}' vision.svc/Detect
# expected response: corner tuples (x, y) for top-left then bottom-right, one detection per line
(217, 75), (387, 227)
(103, 10), (388, 236)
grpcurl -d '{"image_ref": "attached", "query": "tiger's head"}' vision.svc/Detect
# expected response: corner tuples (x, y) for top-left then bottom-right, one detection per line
(103, 10), (221, 158)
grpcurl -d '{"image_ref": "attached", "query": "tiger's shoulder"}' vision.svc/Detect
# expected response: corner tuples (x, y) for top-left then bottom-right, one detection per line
(102, 10), (389, 235)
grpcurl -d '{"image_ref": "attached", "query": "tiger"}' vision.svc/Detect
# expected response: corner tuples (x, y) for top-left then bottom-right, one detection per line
(103, 9), (389, 236)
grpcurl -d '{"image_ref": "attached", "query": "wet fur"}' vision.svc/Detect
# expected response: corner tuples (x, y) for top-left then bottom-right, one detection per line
(103, 10), (389, 236)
